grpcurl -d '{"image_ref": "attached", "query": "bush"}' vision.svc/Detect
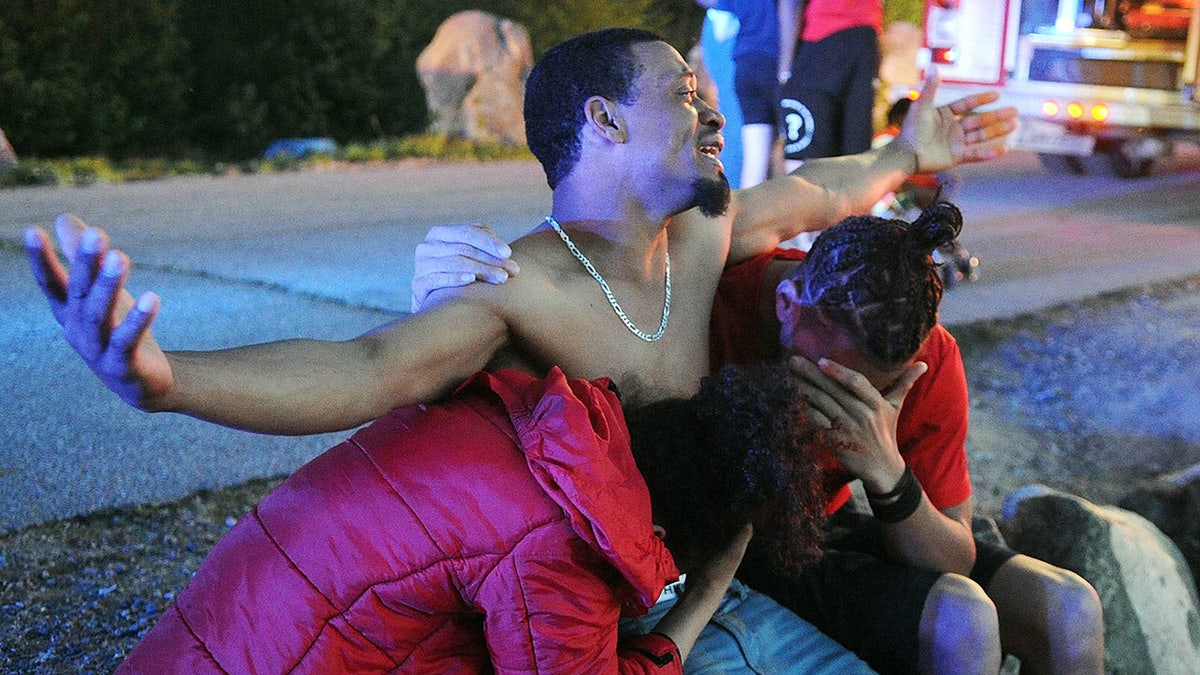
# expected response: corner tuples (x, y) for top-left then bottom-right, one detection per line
(0, 163), (58, 187)
(0, 0), (188, 157)
(0, 0), (706, 161)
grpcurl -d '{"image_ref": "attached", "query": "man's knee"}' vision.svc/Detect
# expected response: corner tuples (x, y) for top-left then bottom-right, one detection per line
(1035, 564), (1104, 646)
(993, 555), (1103, 637)
(919, 574), (1002, 674)
(989, 556), (1105, 672)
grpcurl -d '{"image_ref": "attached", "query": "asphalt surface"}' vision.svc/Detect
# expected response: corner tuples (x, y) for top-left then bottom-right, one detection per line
(2, 152), (1199, 532)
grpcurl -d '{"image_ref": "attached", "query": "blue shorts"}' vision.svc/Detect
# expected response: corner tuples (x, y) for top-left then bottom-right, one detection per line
(733, 53), (779, 126)
(619, 578), (875, 674)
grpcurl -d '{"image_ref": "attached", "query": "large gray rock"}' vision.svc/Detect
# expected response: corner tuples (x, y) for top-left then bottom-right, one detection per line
(1120, 462), (1200, 589)
(0, 127), (17, 173)
(415, 11), (532, 146)
(1002, 485), (1200, 674)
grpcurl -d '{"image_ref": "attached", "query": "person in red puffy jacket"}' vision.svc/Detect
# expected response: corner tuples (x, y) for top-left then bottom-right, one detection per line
(117, 363), (831, 674)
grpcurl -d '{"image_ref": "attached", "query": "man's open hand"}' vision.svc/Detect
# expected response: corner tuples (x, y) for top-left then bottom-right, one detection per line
(899, 67), (1019, 173)
(25, 213), (174, 410)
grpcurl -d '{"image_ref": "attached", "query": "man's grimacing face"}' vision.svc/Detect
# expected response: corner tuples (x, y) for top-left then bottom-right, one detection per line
(620, 41), (730, 217)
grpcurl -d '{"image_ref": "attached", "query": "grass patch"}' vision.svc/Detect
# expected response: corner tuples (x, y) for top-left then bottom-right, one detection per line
(0, 134), (532, 189)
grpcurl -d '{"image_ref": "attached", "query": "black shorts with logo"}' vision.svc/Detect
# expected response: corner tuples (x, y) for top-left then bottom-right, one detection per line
(738, 510), (1018, 674)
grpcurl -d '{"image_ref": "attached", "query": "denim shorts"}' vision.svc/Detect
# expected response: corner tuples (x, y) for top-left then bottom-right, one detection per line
(619, 578), (875, 674)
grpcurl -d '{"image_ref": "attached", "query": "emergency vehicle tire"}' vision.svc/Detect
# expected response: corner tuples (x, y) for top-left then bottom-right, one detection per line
(1038, 153), (1086, 175)
(1107, 149), (1153, 179)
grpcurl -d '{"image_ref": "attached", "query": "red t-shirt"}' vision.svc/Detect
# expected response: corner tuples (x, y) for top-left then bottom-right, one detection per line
(802, 0), (883, 42)
(710, 250), (972, 514)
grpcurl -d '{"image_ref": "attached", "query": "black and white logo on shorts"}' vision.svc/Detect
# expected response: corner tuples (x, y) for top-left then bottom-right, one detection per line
(780, 98), (814, 155)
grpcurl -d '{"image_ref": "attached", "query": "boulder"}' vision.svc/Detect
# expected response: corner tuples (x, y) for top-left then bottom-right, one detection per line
(1002, 485), (1200, 674)
(1119, 462), (1200, 588)
(415, 11), (532, 146)
(0, 127), (17, 173)
(971, 514), (1006, 549)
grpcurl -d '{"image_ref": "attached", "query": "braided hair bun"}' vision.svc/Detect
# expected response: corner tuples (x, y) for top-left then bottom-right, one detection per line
(909, 200), (963, 253)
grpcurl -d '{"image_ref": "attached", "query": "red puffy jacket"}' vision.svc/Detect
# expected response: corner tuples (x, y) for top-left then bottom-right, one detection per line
(118, 368), (681, 674)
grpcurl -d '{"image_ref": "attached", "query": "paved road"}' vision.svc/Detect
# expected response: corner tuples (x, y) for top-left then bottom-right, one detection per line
(2, 152), (1199, 531)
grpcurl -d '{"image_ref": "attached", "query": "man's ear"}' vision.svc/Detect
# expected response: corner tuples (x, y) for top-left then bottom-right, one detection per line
(584, 96), (627, 143)
(776, 278), (802, 323)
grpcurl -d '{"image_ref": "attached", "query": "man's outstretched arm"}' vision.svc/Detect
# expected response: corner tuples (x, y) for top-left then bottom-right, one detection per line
(26, 215), (509, 435)
(723, 69), (1018, 262)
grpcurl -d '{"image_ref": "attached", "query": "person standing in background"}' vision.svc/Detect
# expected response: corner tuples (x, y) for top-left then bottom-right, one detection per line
(695, 4), (746, 188)
(777, 0), (882, 250)
(697, 0), (780, 188)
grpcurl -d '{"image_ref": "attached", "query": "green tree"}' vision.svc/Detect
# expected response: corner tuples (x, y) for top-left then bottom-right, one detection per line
(0, 0), (710, 160)
(0, 0), (187, 157)
(178, 0), (465, 157)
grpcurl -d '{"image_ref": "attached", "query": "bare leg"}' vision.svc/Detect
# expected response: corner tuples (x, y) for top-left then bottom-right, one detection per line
(739, 123), (774, 188)
(918, 574), (1002, 675)
(986, 554), (1104, 674)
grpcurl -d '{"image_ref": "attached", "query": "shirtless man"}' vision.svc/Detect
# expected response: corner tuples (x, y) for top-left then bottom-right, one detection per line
(26, 27), (1013, 669)
(26, 26), (1011, 426)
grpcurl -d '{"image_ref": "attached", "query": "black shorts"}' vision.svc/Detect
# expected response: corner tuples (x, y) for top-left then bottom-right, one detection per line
(739, 512), (1018, 674)
(777, 25), (879, 160)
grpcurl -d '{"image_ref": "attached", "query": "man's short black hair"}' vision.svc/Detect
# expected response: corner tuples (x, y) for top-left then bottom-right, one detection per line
(524, 27), (664, 189)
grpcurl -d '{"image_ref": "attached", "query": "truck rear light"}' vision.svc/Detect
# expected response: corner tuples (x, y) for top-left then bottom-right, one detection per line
(1043, 101), (1061, 117)
(1091, 104), (1109, 122)
(930, 46), (958, 65)
(1067, 102), (1085, 119)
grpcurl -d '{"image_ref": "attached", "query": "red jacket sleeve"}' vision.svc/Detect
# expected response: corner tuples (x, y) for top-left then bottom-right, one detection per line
(618, 633), (683, 674)
(480, 531), (682, 674)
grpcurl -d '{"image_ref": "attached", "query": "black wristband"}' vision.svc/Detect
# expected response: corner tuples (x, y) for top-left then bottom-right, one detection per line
(865, 465), (915, 501)
(866, 466), (923, 524)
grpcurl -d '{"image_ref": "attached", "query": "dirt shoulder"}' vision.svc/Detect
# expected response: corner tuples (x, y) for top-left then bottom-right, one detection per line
(5, 274), (1200, 671)
(954, 274), (1200, 517)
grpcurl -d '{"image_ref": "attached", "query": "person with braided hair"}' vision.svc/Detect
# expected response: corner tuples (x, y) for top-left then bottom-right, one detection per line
(710, 201), (1105, 673)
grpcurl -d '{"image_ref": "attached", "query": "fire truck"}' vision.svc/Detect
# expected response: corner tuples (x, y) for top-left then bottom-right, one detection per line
(923, 0), (1200, 177)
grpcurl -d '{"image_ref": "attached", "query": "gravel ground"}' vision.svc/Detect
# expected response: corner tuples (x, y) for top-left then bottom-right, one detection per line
(4, 275), (1200, 673)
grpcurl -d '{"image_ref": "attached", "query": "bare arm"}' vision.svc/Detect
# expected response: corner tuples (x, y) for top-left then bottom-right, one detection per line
(791, 357), (976, 574)
(723, 71), (1018, 264)
(26, 215), (509, 435)
(650, 524), (752, 662)
(164, 301), (508, 434)
(880, 496), (976, 575)
(723, 141), (917, 262)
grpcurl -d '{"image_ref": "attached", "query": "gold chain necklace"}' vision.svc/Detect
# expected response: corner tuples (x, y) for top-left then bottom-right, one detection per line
(545, 216), (671, 342)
